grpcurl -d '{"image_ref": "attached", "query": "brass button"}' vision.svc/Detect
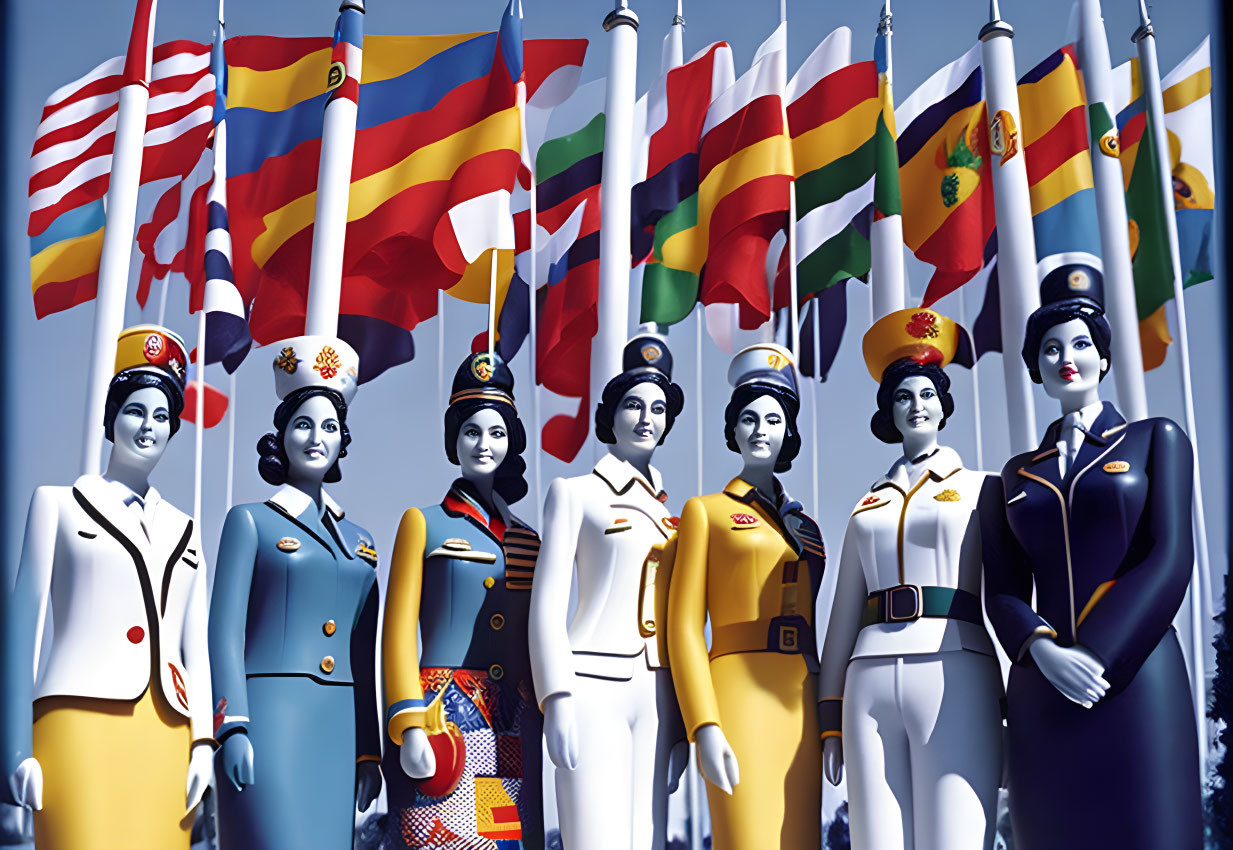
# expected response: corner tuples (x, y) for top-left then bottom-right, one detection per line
(323, 619), (337, 637)
(320, 656), (335, 674)
(483, 576), (495, 589)
(490, 613), (505, 631)
(488, 664), (504, 680)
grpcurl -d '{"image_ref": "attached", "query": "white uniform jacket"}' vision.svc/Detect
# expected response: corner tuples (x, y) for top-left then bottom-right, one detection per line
(1, 474), (213, 770)
(530, 452), (675, 704)
(820, 448), (997, 703)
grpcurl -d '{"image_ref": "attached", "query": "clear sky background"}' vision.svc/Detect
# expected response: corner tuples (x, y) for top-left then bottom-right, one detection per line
(2, 0), (1226, 830)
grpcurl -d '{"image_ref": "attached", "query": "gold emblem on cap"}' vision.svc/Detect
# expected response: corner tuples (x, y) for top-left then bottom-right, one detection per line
(313, 346), (342, 380)
(766, 353), (787, 370)
(641, 344), (662, 362)
(472, 354), (494, 382)
(934, 489), (961, 502)
(1068, 270), (1091, 291)
(274, 347), (299, 374)
(277, 537), (301, 552)
(1103, 460), (1130, 474)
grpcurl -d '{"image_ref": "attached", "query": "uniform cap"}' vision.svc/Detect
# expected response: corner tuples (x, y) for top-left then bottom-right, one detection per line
(621, 332), (674, 381)
(270, 336), (360, 405)
(449, 351), (516, 408)
(727, 343), (797, 395)
(862, 308), (958, 382)
(114, 324), (188, 389)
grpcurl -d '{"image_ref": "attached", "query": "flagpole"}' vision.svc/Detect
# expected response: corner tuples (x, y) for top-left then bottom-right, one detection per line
(226, 372), (236, 511)
(157, 277), (171, 326)
(192, 313), (207, 532)
(1133, 0), (1211, 778)
(593, 0), (639, 456)
(779, 0), (800, 359)
(80, 0), (159, 474)
(979, 0), (1039, 454)
(528, 182), (543, 527)
(437, 291), (446, 410)
(957, 288), (985, 470)
(305, 0), (364, 337)
(1076, 0), (1149, 422)
(810, 300), (820, 515)
(869, 0), (906, 320)
(487, 248), (498, 363)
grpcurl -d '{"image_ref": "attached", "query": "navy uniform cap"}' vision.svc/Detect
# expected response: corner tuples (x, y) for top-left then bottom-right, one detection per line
(450, 351), (516, 408)
(622, 332), (673, 381)
(1039, 252), (1104, 310)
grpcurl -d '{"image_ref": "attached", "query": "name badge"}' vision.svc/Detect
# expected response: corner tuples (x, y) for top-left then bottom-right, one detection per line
(1103, 461), (1130, 474)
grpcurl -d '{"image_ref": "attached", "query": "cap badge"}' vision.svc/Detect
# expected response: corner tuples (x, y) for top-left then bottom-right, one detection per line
(471, 354), (494, 382)
(1068, 270), (1091, 292)
(1103, 461), (1130, 474)
(730, 512), (758, 526)
(641, 344), (663, 363)
(277, 537), (301, 552)
(766, 352), (787, 370)
(143, 333), (165, 362)
(905, 312), (940, 340)
(313, 346), (342, 380)
(934, 489), (961, 502)
(274, 347), (299, 374)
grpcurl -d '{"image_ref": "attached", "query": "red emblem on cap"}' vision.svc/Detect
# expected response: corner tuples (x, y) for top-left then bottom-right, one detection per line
(143, 333), (165, 362)
(313, 346), (342, 380)
(730, 512), (757, 526)
(905, 312), (939, 340)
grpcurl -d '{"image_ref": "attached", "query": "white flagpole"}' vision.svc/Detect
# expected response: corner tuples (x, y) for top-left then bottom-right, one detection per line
(437, 291), (446, 410)
(957, 288), (985, 471)
(193, 313), (207, 531)
(226, 371), (236, 511)
(304, 0), (364, 337)
(81, 0), (159, 474)
(869, 0), (907, 320)
(1133, 0), (1211, 778)
(528, 181), (543, 527)
(979, 1), (1040, 454)
(1077, 0), (1149, 422)
(810, 300), (821, 515)
(594, 0), (639, 457)
(780, 0), (800, 360)
(157, 277), (171, 325)
(488, 248), (498, 363)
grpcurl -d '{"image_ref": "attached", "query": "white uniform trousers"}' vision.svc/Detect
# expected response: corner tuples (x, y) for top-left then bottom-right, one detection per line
(555, 653), (679, 850)
(843, 651), (1002, 850)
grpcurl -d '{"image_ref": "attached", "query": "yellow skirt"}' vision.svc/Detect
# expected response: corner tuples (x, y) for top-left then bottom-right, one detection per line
(708, 652), (822, 850)
(33, 687), (192, 850)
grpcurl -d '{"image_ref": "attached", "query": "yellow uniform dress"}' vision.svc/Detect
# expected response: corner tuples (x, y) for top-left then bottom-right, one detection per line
(667, 478), (825, 850)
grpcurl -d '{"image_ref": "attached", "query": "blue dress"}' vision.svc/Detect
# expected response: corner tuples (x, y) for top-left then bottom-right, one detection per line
(209, 485), (380, 850)
(981, 403), (1202, 849)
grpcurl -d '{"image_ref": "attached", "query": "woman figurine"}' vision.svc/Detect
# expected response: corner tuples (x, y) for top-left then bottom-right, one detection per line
(982, 263), (1202, 849)
(0, 325), (214, 848)
(382, 351), (544, 848)
(529, 333), (687, 850)
(667, 344), (825, 850)
(818, 309), (1002, 850)
(209, 336), (382, 849)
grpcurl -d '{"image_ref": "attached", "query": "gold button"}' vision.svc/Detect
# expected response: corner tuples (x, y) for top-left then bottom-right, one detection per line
(490, 613), (505, 631)
(323, 619), (337, 637)
(488, 664), (504, 680)
(483, 576), (495, 589)
(320, 656), (335, 674)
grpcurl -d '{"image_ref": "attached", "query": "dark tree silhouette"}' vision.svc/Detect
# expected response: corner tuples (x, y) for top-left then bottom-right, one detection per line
(825, 801), (851, 850)
(1210, 572), (1232, 848)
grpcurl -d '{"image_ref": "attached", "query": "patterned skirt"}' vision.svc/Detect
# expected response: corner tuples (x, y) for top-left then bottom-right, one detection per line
(382, 667), (544, 850)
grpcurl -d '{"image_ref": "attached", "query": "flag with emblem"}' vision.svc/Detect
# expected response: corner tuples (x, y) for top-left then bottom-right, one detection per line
(896, 44), (994, 306)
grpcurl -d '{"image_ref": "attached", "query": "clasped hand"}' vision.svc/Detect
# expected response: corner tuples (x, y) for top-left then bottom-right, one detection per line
(1029, 637), (1110, 708)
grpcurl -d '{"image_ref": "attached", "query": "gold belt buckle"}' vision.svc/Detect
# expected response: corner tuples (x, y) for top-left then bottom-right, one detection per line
(778, 624), (799, 652)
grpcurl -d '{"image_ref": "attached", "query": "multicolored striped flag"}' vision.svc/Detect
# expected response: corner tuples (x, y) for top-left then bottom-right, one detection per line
(896, 45), (995, 306)
(697, 23), (792, 329)
(28, 40), (213, 318)
(326, 1), (363, 106)
(1112, 56), (1178, 370)
(634, 41), (733, 328)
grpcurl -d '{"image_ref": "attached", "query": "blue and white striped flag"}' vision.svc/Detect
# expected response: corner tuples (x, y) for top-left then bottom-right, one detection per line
(202, 20), (251, 372)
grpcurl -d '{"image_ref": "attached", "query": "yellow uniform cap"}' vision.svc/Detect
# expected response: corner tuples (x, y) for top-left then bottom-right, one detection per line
(861, 308), (958, 382)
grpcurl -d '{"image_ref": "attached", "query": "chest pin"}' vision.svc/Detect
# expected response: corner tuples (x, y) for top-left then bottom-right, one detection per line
(277, 537), (301, 552)
(1103, 461), (1130, 474)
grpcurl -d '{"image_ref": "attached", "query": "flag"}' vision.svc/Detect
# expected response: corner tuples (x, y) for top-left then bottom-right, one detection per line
(697, 24), (792, 329)
(1113, 57), (1177, 370)
(634, 41), (732, 327)
(775, 27), (883, 307)
(796, 281), (848, 382)
(226, 18), (587, 346)
(181, 358), (229, 428)
(896, 45), (994, 306)
(1163, 38), (1214, 288)
(28, 39), (212, 318)
(326, 1), (363, 106)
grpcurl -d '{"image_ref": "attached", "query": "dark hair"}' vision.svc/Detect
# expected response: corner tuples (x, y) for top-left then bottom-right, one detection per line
(256, 387), (352, 486)
(723, 383), (801, 473)
(444, 397), (529, 504)
(594, 371), (686, 445)
(1022, 299), (1113, 384)
(103, 369), (184, 441)
(869, 359), (956, 444)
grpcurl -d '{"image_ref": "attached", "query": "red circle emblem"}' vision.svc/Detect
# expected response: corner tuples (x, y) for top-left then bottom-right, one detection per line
(127, 626), (145, 644)
(905, 312), (939, 340)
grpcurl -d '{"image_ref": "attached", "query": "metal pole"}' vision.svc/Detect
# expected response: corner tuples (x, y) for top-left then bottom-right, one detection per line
(304, 0), (365, 337)
(811, 301), (821, 515)
(81, 0), (159, 474)
(487, 247), (498, 362)
(592, 1), (639, 457)
(1077, 0), (1149, 421)
(528, 181), (543, 527)
(1133, 0), (1210, 778)
(779, 4), (799, 360)
(957, 287), (985, 471)
(225, 371), (236, 511)
(979, 1), (1040, 454)
(193, 311), (207, 529)
(869, 0), (907, 319)
(437, 290), (446, 411)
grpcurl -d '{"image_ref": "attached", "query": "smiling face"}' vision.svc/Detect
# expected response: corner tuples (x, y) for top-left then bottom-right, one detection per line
(734, 394), (786, 468)
(110, 386), (172, 468)
(611, 381), (668, 454)
(891, 375), (944, 441)
(282, 394), (343, 484)
(456, 407), (509, 482)
(1037, 317), (1107, 406)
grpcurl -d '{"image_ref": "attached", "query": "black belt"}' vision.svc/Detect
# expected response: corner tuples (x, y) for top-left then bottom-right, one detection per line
(861, 586), (983, 628)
